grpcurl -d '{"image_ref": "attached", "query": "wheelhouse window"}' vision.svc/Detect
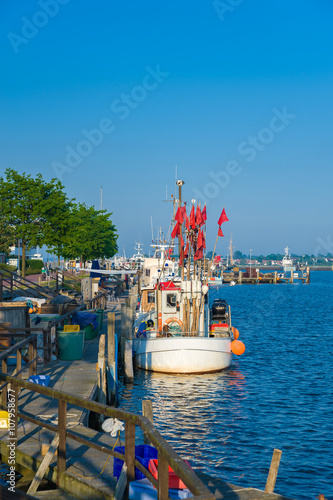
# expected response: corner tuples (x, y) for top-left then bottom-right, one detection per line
(166, 293), (177, 308)
(148, 292), (155, 304)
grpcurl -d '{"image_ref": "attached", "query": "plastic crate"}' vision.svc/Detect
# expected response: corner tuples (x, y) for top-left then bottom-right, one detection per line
(113, 445), (158, 480)
(28, 375), (51, 387)
(148, 459), (192, 489)
(129, 478), (192, 499)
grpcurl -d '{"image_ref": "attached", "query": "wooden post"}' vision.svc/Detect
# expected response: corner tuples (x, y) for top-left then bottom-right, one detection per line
(124, 340), (134, 381)
(274, 271), (277, 284)
(16, 348), (22, 379)
(265, 449), (282, 493)
(142, 400), (154, 445)
(107, 312), (116, 404)
(0, 275), (3, 301)
(125, 421), (136, 489)
(157, 454), (169, 500)
(290, 269), (294, 283)
(306, 266), (310, 284)
(238, 271), (242, 284)
(57, 399), (67, 487)
(98, 335), (107, 411)
(1, 359), (7, 407)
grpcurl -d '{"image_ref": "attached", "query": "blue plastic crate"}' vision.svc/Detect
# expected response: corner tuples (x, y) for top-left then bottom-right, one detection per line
(113, 445), (158, 480)
(129, 478), (193, 499)
(28, 375), (51, 387)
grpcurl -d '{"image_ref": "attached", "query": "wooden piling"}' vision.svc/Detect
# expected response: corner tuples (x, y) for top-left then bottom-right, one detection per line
(238, 271), (242, 284)
(97, 335), (107, 412)
(306, 266), (310, 284)
(265, 449), (282, 493)
(142, 399), (154, 445)
(274, 271), (277, 284)
(124, 340), (134, 381)
(290, 270), (294, 283)
(107, 312), (117, 404)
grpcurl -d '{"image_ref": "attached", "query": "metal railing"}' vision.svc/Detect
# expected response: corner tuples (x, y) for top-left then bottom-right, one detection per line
(0, 373), (214, 500)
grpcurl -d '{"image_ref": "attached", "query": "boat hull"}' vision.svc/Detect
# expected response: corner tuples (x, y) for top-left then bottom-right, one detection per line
(133, 336), (232, 374)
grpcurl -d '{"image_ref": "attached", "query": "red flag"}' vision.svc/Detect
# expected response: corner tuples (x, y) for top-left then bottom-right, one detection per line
(218, 207), (229, 226)
(175, 207), (184, 224)
(202, 233), (206, 249)
(190, 205), (196, 229)
(201, 204), (207, 222)
(194, 248), (204, 261)
(180, 206), (187, 221)
(196, 205), (203, 226)
(214, 255), (221, 263)
(218, 226), (224, 237)
(185, 217), (190, 231)
(179, 251), (184, 267)
(184, 242), (189, 257)
(181, 234), (185, 247)
(197, 229), (203, 249)
(171, 222), (180, 239)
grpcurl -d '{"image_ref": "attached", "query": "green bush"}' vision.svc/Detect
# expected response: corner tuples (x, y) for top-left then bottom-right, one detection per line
(27, 259), (44, 270)
(0, 263), (17, 272)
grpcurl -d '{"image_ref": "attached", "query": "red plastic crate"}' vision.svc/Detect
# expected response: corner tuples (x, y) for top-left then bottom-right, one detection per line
(148, 459), (192, 489)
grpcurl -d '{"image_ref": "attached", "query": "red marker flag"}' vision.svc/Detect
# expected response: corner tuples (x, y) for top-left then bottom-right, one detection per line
(218, 207), (229, 226)
(190, 205), (196, 229)
(184, 242), (189, 257)
(171, 222), (180, 239)
(201, 204), (207, 222)
(181, 234), (185, 248)
(218, 226), (224, 237)
(196, 205), (203, 227)
(194, 248), (204, 261)
(197, 229), (203, 249)
(181, 206), (187, 221)
(175, 207), (184, 224)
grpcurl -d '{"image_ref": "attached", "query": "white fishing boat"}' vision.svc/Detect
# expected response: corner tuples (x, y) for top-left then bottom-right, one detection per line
(281, 246), (296, 272)
(133, 180), (245, 374)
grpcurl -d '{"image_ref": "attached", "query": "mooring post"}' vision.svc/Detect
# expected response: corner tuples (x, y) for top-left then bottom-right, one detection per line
(142, 399), (154, 445)
(107, 312), (117, 404)
(57, 399), (67, 487)
(265, 449), (282, 493)
(274, 271), (277, 283)
(290, 269), (294, 283)
(238, 271), (242, 284)
(306, 266), (310, 284)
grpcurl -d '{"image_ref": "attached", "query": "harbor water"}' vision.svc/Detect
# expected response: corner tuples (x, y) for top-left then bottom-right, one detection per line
(119, 271), (333, 500)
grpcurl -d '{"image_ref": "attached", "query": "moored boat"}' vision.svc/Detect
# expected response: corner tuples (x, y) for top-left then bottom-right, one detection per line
(133, 180), (245, 374)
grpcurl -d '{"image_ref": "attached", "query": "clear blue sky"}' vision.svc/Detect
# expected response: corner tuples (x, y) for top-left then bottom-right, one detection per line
(1, 0), (332, 258)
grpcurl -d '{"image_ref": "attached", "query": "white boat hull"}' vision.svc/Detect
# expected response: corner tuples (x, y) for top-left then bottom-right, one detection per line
(133, 336), (232, 374)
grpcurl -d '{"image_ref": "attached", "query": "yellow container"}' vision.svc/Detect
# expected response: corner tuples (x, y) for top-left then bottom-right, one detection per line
(0, 410), (9, 429)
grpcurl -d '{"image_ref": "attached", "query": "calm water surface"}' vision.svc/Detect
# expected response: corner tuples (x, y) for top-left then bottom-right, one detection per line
(119, 271), (333, 500)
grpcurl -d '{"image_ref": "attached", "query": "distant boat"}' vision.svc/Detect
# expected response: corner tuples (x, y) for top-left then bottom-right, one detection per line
(281, 246), (296, 272)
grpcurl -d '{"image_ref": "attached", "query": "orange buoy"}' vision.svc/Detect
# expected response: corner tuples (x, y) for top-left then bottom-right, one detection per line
(231, 327), (239, 340)
(158, 313), (162, 333)
(28, 308), (34, 314)
(231, 340), (245, 355)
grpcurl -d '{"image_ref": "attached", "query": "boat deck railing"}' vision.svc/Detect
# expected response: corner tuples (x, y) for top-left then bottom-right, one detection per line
(134, 329), (232, 339)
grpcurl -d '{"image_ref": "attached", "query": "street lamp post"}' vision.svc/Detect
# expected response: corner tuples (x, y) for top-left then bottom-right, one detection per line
(250, 249), (253, 278)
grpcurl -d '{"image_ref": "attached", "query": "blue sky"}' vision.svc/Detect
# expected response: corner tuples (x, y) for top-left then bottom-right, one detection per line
(1, 1), (332, 258)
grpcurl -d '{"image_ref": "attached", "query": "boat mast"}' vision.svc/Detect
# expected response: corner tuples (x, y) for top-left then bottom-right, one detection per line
(176, 180), (185, 280)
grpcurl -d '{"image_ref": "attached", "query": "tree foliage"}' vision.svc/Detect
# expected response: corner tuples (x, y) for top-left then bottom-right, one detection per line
(0, 210), (15, 255)
(0, 169), (72, 276)
(59, 203), (118, 263)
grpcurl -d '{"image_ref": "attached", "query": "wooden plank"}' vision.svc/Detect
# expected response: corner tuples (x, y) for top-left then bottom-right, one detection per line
(27, 433), (60, 494)
(265, 448), (282, 493)
(125, 421), (136, 485)
(57, 399), (67, 486)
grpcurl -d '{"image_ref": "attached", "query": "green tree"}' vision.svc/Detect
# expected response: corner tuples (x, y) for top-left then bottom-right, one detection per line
(60, 203), (118, 264)
(0, 210), (15, 256)
(233, 250), (244, 260)
(0, 169), (72, 277)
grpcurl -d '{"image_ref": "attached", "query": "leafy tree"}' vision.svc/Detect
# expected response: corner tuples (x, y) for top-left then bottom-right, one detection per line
(60, 203), (118, 264)
(0, 210), (15, 256)
(0, 169), (72, 277)
(233, 250), (244, 260)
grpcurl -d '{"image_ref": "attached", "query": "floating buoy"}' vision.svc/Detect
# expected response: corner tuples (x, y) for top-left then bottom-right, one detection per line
(28, 308), (34, 314)
(231, 327), (239, 340)
(231, 340), (245, 355)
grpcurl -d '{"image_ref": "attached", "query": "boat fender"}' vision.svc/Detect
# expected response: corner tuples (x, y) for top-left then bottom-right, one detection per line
(164, 317), (183, 327)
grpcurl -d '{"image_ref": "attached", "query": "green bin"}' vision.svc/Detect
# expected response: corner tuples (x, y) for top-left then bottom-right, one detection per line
(82, 323), (96, 340)
(96, 309), (104, 330)
(58, 331), (85, 360)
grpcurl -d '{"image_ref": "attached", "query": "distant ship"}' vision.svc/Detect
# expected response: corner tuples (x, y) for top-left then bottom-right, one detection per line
(281, 247), (296, 272)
